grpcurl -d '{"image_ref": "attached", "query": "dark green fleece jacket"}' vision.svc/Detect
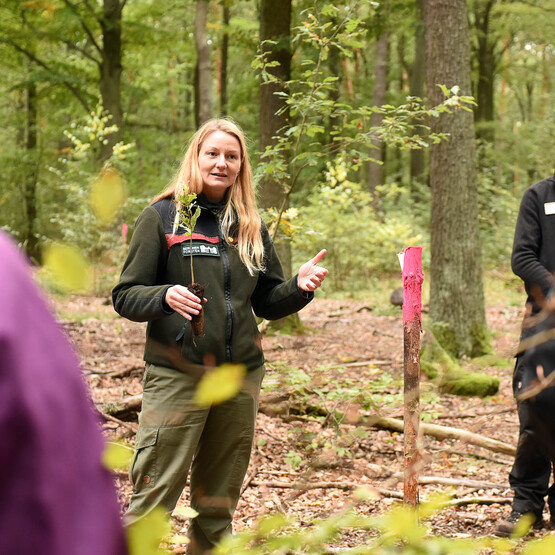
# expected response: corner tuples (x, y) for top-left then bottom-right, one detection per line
(112, 196), (312, 373)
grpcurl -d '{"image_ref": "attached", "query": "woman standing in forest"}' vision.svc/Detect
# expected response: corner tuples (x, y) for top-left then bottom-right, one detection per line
(112, 118), (327, 553)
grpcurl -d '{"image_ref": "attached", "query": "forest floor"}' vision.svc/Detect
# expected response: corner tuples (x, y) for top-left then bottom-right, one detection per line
(54, 291), (555, 552)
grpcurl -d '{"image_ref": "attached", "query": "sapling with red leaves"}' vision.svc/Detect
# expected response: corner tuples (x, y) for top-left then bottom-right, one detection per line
(176, 192), (204, 337)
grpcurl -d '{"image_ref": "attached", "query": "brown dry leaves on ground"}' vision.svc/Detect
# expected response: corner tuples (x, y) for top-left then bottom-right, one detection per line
(56, 294), (551, 549)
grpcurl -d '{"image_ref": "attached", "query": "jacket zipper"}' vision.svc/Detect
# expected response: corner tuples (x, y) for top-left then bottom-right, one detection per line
(218, 227), (234, 362)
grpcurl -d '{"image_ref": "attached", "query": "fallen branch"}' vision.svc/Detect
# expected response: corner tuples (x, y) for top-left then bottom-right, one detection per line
(248, 480), (403, 499)
(441, 496), (511, 507)
(366, 416), (516, 457)
(101, 394), (143, 419)
(391, 474), (504, 490)
(328, 306), (373, 318)
(428, 445), (512, 465)
(331, 360), (390, 368)
(436, 406), (515, 419)
(106, 365), (144, 379)
(241, 466), (260, 495)
(99, 410), (138, 433)
(250, 480), (360, 490)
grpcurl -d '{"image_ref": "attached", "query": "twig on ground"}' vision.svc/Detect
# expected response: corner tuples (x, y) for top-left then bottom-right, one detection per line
(328, 306), (373, 318)
(436, 406), (515, 419)
(391, 474), (505, 490)
(106, 365), (144, 379)
(441, 496), (511, 507)
(241, 466), (260, 495)
(428, 444), (513, 465)
(99, 410), (138, 433)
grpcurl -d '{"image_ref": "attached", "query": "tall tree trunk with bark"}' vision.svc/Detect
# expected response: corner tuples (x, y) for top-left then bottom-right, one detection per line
(326, 16), (341, 146)
(473, 0), (496, 144)
(220, 3), (230, 116)
(194, 0), (213, 126)
(424, 0), (490, 358)
(409, 0), (427, 188)
(99, 0), (123, 162)
(367, 30), (389, 200)
(22, 69), (40, 261)
(258, 0), (292, 276)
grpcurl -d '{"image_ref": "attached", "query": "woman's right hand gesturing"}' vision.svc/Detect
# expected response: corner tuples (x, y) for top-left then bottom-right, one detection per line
(165, 285), (204, 320)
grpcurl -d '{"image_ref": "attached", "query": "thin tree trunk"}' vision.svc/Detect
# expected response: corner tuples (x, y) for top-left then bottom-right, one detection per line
(367, 30), (389, 199)
(194, 0), (213, 126)
(326, 16), (341, 146)
(23, 74), (40, 262)
(220, 4), (230, 115)
(424, 0), (489, 358)
(474, 0), (496, 144)
(99, 0), (123, 162)
(258, 0), (292, 276)
(409, 0), (427, 188)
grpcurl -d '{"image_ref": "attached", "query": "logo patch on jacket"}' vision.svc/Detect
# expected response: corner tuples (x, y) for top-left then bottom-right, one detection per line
(545, 202), (555, 215)
(182, 242), (220, 257)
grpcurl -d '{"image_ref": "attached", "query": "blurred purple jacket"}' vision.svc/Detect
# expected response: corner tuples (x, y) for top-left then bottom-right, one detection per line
(0, 232), (127, 555)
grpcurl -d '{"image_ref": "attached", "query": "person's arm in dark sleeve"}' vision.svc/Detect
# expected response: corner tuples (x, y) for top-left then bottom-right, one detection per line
(511, 187), (554, 299)
(112, 206), (175, 322)
(251, 224), (313, 320)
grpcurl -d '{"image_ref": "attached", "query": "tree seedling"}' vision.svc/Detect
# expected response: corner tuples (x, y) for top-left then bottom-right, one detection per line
(176, 192), (204, 337)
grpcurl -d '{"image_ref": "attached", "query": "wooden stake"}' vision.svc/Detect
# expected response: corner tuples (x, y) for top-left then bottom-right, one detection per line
(401, 247), (423, 507)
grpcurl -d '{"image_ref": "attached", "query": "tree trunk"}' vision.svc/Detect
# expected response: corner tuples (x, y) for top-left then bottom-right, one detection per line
(409, 0), (427, 188)
(326, 17), (341, 146)
(99, 0), (123, 163)
(258, 0), (292, 277)
(367, 30), (389, 199)
(194, 0), (213, 126)
(220, 4), (230, 116)
(23, 72), (40, 262)
(423, 0), (490, 358)
(473, 0), (496, 144)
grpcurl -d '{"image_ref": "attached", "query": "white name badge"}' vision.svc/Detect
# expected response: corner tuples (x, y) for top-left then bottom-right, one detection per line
(545, 202), (555, 215)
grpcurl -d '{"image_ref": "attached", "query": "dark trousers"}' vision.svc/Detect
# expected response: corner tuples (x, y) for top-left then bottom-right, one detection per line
(510, 350), (555, 518)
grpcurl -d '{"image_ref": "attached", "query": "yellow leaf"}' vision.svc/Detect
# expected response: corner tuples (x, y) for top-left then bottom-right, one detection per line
(523, 535), (555, 554)
(127, 507), (171, 555)
(102, 441), (133, 471)
(172, 506), (198, 519)
(89, 167), (127, 224)
(43, 243), (93, 293)
(194, 364), (246, 407)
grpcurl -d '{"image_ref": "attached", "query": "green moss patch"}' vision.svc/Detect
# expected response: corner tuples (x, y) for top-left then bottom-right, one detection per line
(421, 329), (499, 398)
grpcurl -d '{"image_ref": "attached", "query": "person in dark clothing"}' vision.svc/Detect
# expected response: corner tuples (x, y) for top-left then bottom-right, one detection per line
(0, 231), (127, 555)
(112, 118), (328, 553)
(495, 175), (555, 537)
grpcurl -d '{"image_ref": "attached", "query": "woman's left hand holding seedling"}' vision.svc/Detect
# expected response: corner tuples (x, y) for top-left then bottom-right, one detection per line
(165, 285), (204, 320)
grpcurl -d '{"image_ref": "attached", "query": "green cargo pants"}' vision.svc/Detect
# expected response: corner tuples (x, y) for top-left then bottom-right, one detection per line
(126, 363), (265, 553)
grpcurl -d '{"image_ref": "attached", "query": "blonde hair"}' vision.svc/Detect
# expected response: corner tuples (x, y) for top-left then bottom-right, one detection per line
(153, 118), (264, 275)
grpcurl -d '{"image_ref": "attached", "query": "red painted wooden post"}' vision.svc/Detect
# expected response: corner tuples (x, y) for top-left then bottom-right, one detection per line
(401, 247), (423, 507)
